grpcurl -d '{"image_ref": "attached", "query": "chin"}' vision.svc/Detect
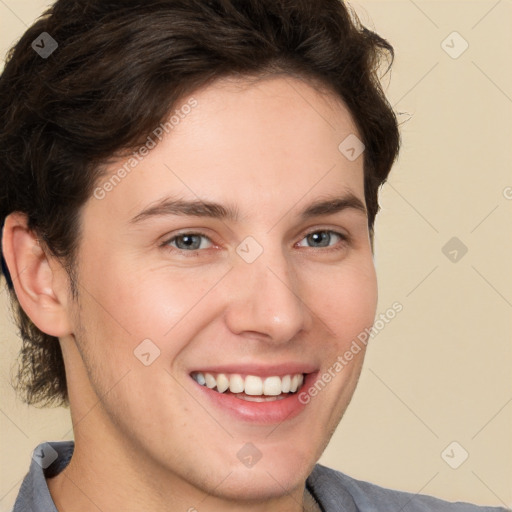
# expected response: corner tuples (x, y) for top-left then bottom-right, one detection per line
(220, 446), (314, 500)
(216, 465), (308, 502)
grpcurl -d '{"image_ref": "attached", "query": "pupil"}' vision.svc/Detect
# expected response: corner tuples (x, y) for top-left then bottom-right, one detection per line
(178, 235), (200, 250)
(308, 231), (329, 247)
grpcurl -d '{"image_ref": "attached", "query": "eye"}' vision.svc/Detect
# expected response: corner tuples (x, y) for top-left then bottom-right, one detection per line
(164, 232), (213, 252)
(162, 228), (348, 255)
(296, 230), (347, 249)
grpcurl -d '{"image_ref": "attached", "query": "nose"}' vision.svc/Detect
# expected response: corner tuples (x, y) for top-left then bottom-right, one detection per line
(223, 246), (311, 344)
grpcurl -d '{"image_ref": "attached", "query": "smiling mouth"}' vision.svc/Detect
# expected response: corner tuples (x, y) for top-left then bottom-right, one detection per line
(190, 371), (306, 402)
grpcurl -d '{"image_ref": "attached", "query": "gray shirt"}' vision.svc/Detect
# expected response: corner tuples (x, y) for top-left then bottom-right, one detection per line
(13, 441), (509, 512)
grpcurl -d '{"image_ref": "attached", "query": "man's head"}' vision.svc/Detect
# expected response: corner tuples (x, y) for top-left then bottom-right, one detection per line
(1, 0), (399, 505)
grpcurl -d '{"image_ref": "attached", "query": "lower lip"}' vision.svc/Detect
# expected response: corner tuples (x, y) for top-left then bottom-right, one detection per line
(190, 372), (319, 424)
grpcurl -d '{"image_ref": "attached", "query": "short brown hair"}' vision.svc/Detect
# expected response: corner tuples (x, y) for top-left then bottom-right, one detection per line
(0, 0), (400, 407)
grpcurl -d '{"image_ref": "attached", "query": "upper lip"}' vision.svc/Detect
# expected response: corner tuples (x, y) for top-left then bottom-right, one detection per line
(189, 362), (318, 378)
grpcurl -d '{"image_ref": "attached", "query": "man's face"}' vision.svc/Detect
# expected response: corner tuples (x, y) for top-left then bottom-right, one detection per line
(65, 76), (377, 502)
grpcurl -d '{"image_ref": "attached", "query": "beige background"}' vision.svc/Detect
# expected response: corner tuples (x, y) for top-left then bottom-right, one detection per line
(1, 0), (511, 510)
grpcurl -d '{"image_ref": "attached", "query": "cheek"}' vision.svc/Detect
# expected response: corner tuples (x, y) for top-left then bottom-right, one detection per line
(77, 247), (226, 360)
(304, 256), (378, 345)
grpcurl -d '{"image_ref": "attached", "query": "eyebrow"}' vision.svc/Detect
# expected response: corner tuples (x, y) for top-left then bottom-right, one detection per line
(129, 192), (367, 225)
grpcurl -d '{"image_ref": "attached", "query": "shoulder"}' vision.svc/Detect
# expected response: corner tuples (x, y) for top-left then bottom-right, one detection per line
(306, 463), (510, 512)
(13, 440), (74, 512)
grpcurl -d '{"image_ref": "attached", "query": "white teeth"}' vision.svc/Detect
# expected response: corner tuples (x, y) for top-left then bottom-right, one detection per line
(234, 394), (286, 402)
(215, 373), (230, 393)
(191, 371), (306, 395)
(204, 373), (216, 389)
(290, 374), (298, 393)
(245, 375), (263, 395)
(229, 374), (244, 393)
(263, 376), (282, 396)
(195, 372), (206, 386)
(281, 374), (291, 393)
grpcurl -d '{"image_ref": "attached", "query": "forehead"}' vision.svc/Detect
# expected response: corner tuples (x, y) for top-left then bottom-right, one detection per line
(181, 74), (360, 162)
(87, 75), (365, 224)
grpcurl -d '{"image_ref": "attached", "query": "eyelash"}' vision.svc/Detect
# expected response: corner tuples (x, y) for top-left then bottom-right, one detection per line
(161, 228), (349, 256)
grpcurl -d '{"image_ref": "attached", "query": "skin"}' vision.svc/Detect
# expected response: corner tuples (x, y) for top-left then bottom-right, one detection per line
(3, 75), (378, 512)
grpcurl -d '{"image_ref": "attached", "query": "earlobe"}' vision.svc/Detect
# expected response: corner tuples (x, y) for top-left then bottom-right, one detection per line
(1, 212), (73, 337)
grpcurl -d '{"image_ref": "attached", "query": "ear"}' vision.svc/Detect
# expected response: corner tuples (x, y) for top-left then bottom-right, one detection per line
(1, 212), (73, 337)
